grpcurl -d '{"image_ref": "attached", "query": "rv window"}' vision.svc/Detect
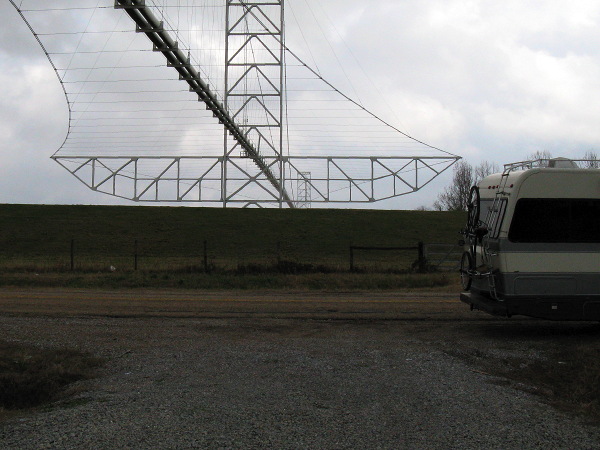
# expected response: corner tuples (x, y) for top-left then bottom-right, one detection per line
(480, 199), (494, 227)
(490, 199), (507, 239)
(509, 199), (600, 243)
(480, 199), (507, 239)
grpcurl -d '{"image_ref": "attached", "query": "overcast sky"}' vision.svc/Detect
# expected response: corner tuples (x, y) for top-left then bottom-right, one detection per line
(1, 0), (599, 209)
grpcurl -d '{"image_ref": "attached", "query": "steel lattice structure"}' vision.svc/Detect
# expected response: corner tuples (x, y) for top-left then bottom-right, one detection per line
(13, 0), (460, 208)
(224, 0), (288, 207)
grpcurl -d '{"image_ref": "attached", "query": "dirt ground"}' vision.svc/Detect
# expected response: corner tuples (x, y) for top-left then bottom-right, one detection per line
(1, 288), (600, 448)
(0, 287), (472, 320)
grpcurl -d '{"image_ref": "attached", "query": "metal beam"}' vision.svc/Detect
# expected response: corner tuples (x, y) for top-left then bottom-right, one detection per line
(225, 0), (286, 208)
(53, 155), (458, 204)
(114, 0), (294, 207)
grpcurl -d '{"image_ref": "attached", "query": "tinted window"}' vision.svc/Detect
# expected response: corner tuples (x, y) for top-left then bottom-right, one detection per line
(509, 199), (600, 243)
(480, 199), (494, 227)
(480, 198), (507, 239)
(490, 200), (507, 239)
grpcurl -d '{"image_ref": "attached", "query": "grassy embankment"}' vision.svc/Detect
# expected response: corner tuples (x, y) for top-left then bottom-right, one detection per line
(0, 204), (465, 290)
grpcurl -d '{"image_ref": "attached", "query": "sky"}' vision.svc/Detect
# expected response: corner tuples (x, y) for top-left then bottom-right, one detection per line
(1, 0), (599, 209)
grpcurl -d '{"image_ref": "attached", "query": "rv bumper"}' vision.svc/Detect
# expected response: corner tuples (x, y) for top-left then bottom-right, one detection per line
(460, 292), (509, 317)
(460, 291), (600, 321)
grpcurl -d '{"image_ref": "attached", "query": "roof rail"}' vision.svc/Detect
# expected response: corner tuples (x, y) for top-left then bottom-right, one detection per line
(504, 158), (599, 171)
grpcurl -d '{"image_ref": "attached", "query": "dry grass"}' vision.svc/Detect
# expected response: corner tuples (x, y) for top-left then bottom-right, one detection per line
(503, 346), (600, 421)
(0, 341), (102, 413)
(449, 332), (600, 423)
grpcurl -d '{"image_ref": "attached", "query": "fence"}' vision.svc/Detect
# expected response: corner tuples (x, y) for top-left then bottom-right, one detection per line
(424, 243), (463, 272)
(0, 238), (451, 274)
(349, 243), (426, 272)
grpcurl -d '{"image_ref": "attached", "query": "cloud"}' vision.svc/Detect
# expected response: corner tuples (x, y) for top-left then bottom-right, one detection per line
(2, 0), (600, 209)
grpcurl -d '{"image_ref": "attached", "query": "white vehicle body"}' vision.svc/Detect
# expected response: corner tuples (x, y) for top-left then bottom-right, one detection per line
(460, 159), (600, 320)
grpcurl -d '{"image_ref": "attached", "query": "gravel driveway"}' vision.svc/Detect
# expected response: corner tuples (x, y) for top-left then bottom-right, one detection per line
(1, 290), (599, 449)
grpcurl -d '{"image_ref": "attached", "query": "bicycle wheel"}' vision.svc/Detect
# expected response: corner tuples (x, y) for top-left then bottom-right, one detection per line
(460, 251), (473, 291)
(466, 186), (480, 232)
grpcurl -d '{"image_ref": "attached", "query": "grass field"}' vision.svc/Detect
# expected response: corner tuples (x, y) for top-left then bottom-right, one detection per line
(0, 204), (465, 280)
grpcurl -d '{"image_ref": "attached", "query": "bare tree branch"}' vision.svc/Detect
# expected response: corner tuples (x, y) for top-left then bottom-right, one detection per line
(526, 150), (553, 167)
(434, 160), (499, 211)
(582, 151), (599, 169)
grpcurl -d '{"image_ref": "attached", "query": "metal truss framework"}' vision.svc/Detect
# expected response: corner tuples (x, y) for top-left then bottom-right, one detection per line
(225, 0), (286, 207)
(112, 0), (293, 207)
(53, 155), (458, 204)
(34, 0), (462, 207)
(296, 171), (311, 208)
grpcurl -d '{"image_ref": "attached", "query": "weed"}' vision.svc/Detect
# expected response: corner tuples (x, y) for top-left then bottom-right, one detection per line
(233, 260), (333, 275)
(505, 346), (600, 420)
(450, 343), (600, 423)
(0, 341), (102, 410)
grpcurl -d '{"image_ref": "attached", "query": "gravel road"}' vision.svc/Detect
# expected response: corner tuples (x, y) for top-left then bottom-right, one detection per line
(1, 289), (599, 449)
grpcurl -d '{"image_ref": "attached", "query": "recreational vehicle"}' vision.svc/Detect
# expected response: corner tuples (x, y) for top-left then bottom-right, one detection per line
(459, 158), (600, 320)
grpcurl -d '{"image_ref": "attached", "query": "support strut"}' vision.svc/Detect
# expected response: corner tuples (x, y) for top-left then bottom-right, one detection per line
(114, 0), (294, 207)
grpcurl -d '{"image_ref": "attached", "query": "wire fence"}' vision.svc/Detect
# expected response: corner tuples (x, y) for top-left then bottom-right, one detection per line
(424, 243), (463, 272)
(0, 238), (460, 274)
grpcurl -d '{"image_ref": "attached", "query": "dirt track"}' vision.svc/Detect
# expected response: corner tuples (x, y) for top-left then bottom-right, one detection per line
(0, 288), (472, 320)
(1, 288), (600, 448)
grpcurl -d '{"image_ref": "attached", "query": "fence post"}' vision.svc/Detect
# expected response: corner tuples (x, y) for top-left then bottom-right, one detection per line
(203, 240), (208, 273)
(134, 239), (138, 271)
(418, 241), (426, 273)
(70, 239), (75, 271)
(276, 241), (281, 265)
(349, 246), (354, 272)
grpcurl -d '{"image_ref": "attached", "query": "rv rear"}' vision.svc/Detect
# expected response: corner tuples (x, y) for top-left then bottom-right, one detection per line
(460, 163), (600, 320)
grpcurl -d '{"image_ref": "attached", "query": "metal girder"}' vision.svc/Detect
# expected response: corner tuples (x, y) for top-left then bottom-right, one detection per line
(225, 0), (286, 207)
(53, 155), (458, 204)
(114, 0), (293, 207)
(10, 1), (462, 208)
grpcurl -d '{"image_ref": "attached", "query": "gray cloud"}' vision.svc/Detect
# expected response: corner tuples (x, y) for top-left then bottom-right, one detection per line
(1, 0), (599, 209)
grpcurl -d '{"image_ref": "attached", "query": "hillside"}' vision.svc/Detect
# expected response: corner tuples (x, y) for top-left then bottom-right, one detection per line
(0, 204), (463, 266)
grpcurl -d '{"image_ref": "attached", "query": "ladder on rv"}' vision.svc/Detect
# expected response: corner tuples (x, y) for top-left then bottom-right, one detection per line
(482, 164), (516, 300)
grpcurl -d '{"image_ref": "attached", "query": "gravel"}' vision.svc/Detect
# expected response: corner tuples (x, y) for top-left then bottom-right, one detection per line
(1, 315), (599, 449)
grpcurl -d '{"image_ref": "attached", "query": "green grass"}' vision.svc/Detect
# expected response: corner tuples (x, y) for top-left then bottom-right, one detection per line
(0, 204), (465, 277)
(0, 271), (454, 291)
